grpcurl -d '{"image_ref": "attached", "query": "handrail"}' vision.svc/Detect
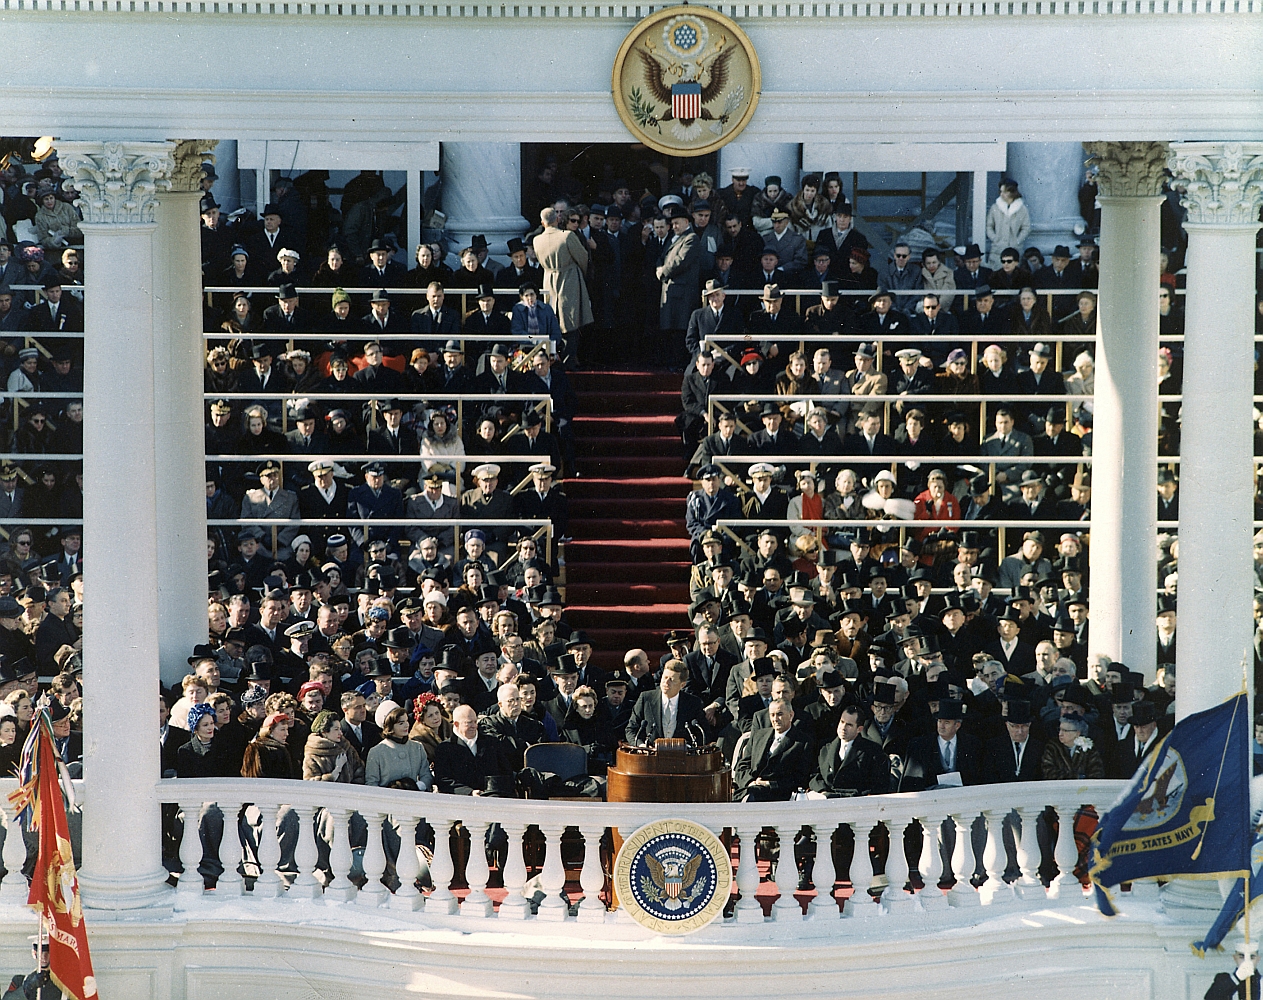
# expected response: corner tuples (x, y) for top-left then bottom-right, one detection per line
(155, 775), (1126, 923)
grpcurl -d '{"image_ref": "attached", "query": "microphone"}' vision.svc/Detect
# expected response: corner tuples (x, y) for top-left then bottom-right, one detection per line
(685, 720), (707, 748)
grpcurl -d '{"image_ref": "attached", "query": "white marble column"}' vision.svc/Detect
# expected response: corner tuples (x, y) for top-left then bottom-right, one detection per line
(1170, 143), (1263, 719)
(719, 143), (801, 198)
(59, 140), (175, 912)
(1005, 142), (1085, 252)
(1082, 142), (1166, 683)
(153, 141), (215, 687)
(211, 138), (241, 213)
(440, 142), (529, 261)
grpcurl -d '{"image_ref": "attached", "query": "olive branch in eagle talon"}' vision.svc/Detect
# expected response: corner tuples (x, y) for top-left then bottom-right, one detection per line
(628, 87), (662, 133)
(636, 33), (737, 127)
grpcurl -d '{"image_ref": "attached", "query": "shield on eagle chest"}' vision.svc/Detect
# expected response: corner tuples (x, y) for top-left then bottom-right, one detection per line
(671, 82), (702, 121)
(664, 865), (683, 898)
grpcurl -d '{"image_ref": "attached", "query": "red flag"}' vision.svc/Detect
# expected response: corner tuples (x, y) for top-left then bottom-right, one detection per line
(8, 712), (97, 999)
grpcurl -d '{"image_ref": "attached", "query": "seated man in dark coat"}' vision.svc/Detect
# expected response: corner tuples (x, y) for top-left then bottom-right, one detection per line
(478, 681), (548, 771)
(898, 700), (983, 791)
(733, 696), (815, 800)
(808, 704), (891, 797)
(626, 660), (705, 746)
(512, 462), (569, 539)
(463, 284), (512, 337)
(432, 705), (516, 795)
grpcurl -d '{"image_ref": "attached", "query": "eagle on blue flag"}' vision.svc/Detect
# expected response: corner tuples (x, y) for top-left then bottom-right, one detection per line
(1193, 776), (1263, 956)
(1089, 693), (1251, 917)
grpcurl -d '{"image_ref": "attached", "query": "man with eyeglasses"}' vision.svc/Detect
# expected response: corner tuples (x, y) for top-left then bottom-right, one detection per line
(1158, 284), (1184, 337)
(880, 241), (922, 293)
(909, 292), (959, 365)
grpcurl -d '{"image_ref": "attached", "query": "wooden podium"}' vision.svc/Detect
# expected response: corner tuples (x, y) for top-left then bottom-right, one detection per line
(606, 738), (731, 803)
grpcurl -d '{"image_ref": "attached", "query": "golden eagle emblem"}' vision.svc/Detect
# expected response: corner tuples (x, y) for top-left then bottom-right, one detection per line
(640, 850), (705, 911)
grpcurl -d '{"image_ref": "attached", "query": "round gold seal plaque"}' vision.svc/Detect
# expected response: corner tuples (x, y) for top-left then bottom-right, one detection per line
(613, 819), (732, 935)
(611, 6), (761, 157)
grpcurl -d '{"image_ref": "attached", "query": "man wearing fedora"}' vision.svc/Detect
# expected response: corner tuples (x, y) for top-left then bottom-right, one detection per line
(359, 237), (406, 287)
(747, 283), (801, 359)
(952, 243), (992, 300)
(855, 286), (910, 338)
(247, 202), (289, 264)
(686, 280), (743, 359)
(655, 203), (701, 368)
(1033, 244), (1080, 320)
(363, 287), (409, 336)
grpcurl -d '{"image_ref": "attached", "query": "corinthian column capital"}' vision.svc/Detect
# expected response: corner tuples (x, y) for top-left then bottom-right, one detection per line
(1168, 142), (1263, 227)
(168, 139), (219, 194)
(57, 141), (175, 225)
(1082, 141), (1169, 198)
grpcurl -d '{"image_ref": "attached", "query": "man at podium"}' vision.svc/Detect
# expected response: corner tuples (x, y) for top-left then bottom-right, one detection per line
(626, 660), (706, 746)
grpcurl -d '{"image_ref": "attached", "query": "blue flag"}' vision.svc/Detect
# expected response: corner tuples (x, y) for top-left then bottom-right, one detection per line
(1090, 693), (1251, 917)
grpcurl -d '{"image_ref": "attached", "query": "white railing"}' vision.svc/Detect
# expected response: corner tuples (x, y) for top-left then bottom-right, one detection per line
(158, 776), (1126, 928)
(5, 0), (1256, 16)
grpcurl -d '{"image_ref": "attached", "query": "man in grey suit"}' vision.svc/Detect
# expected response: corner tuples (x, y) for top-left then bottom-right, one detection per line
(626, 661), (706, 746)
(655, 204), (701, 369)
(239, 460), (301, 560)
(405, 471), (458, 559)
(979, 406), (1034, 500)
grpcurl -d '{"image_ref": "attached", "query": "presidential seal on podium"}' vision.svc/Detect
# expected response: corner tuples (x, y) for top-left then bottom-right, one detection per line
(613, 818), (732, 934)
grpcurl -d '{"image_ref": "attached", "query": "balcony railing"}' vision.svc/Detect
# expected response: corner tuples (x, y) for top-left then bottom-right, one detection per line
(158, 776), (1128, 928)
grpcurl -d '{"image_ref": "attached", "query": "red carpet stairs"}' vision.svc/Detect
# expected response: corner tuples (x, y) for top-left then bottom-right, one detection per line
(561, 370), (692, 673)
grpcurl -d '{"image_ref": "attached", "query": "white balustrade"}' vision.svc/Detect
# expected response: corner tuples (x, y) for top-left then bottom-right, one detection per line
(357, 811), (389, 908)
(390, 812), (424, 912)
(426, 817), (458, 914)
(733, 825), (764, 924)
(808, 821), (838, 920)
(0, 805), (27, 905)
(325, 807), (357, 903)
(461, 819), (494, 918)
(576, 822), (607, 923)
(153, 778), (1123, 930)
(498, 822), (531, 920)
(844, 820), (876, 919)
(287, 805), (322, 901)
(535, 823), (570, 921)
(772, 822), (801, 921)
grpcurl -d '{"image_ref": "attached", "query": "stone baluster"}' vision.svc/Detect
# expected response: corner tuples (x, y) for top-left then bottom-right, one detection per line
(1014, 807), (1045, 901)
(979, 810), (1015, 905)
(772, 823), (801, 921)
(215, 800), (245, 897)
(734, 826), (764, 923)
(577, 822), (608, 924)
(535, 823), (570, 921)
(461, 820), (494, 918)
(325, 807), (357, 903)
(357, 811), (389, 908)
(0, 805), (28, 905)
(843, 821), (875, 919)
(1047, 803), (1083, 900)
(808, 821), (838, 920)
(948, 813), (980, 907)
(917, 814), (948, 912)
(391, 814), (424, 912)
(426, 817), (458, 914)
(498, 822), (531, 920)
(253, 805), (284, 899)
(881, 819), (914, 913)
(286, 805), (323, 900)
(174, 800), (204, 903)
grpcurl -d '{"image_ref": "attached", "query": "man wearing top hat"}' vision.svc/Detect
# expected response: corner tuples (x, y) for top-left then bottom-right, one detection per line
(357, 237), (406, 287)
(952, 243), (992, 300)
(1033, 245), (1080, 320)
(283, 406), (330, 491)
(365, 396), (416, 483)
(983, 605), (1037, 677)
(495, 238), (544, 300)
(815, 199), (869, 275)
(259, 281), (311, 335)
(240, 460), (301, 560)
(463, 284), (510, 338)
(899, 700), (982, 791)
(655, 202), (701, 366)
(1108, 700), (1162, 778)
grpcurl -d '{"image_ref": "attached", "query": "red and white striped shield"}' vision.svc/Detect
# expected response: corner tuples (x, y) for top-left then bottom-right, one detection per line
(671, 82), (702, 120)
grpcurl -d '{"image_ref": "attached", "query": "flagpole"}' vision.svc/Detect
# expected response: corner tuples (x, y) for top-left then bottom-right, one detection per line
(36, 912), (45, 1000)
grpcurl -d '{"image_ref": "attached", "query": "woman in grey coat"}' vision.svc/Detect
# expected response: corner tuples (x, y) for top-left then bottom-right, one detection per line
(366, 705), (434, 889)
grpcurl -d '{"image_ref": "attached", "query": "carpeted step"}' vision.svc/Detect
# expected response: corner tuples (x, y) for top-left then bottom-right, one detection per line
(577, 454), (684, 477)
(569, 496), (685, 519)
(572, 414), (678, 437)
(569, 517), (687, 540)
(576, 434), (680, 457)
(583, 629), (677, 657)
(570, 371), (682, 393)
(564, 581), (690, 604)
(565, 560), (691, 583)
(564, 604), (689, 629)
(565, 538), (690, 563)
(576, 391), (680, 416)
(564, 476), (691, 500)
